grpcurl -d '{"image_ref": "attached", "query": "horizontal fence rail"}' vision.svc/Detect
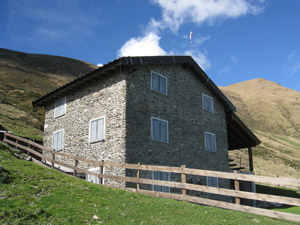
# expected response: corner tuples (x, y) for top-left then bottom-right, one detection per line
(2, 132), (300, 223)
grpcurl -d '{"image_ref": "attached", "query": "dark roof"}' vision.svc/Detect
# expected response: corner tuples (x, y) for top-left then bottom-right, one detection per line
(32, 55), (236, 111)
(227, 112), (261, 150)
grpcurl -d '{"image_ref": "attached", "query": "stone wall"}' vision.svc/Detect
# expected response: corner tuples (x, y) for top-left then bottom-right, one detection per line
(43, 63), (232, 197)
(125, 64), (231, 197)
(43, 73), (127, 185)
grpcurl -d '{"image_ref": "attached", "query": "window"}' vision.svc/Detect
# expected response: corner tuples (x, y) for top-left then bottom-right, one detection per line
(89, 116), (105, 143)
(205, 132), (216, 152)
(53, 130), (63, 151)
(54, 97), (66, 118)
(152, 171), (170, 193)
(151, 117), (168, 143)
(86, 167), (105, 184)
(202, 94), (214, 113)
(207, 177), (218, 187)
(151, 71), (167, 95)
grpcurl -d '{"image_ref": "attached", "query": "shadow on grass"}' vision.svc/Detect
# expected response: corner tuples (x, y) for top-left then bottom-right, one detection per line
(256, 184), (300, 210)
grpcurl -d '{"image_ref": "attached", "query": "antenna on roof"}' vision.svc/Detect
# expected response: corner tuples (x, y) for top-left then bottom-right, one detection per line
(189, 30), (193, 57)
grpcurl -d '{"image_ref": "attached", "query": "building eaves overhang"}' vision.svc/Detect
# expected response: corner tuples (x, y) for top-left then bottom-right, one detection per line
(227, 111), (261, 150)
(33, 55), (236, 112)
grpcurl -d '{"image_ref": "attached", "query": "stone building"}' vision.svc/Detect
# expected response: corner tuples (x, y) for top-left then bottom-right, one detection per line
(33, 56), (260, 193)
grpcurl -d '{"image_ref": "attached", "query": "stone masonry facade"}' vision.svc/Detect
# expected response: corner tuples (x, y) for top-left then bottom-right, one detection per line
(43, 62), (231, 198)
(125, 64), (230, 198)
(43, 73), (127, 185)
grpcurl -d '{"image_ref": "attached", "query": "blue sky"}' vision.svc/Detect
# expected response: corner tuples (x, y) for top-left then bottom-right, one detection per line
(1, 0), (300, 91)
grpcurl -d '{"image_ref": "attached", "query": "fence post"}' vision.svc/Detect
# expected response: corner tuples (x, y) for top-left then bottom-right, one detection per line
(51, 152), (55, 169)
(99, 160), (104, 185)
(27, 141), (31, 156)
(137, 162), (141, 191)
(73, 157), (78, 177)
(234, 170), (240, 205)
(181, 165), (186, 195)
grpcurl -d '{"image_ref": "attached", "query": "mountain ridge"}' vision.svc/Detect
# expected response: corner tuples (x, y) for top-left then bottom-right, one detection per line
(220, 78), (300, 178)
(0, 48), (97, 139)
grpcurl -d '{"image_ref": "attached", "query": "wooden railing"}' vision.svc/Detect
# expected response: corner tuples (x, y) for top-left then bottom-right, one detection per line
(2, 132), (300, 223)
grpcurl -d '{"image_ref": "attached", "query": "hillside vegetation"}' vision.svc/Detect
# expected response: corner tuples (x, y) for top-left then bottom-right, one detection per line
(220, 79), (300, 178)
(0, 144), (297, 225)
(0, 48), (97, 140)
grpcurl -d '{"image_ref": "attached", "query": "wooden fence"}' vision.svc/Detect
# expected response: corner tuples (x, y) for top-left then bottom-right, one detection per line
(2, 132), (300, 223)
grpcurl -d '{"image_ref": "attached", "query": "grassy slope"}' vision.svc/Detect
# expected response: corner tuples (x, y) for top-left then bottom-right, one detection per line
(1, 144), (298, 225)
(220, 79), (300, 178)
(0, 48), (97, 141)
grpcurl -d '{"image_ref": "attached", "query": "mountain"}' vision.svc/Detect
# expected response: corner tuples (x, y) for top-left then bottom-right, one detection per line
(0, 48), (97, 140)
(220, 79), (300, 178)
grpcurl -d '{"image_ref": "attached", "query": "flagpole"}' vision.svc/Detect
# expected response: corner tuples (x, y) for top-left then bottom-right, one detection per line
(189, 30), (193, 56)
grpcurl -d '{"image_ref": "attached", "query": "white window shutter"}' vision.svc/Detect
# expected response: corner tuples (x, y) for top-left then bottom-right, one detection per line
(212, 135), (216, 152)
(91, 120), (97, 142)
(208, 97), (213, 112)
(213, 177), (218, 187)
(152, 73), (159, 91)
(159, 76), (167, 94)
(205, 133), (211, 151)
(153, 171), (162, 192)
(53, 133), (58, 150)
(160, 121), (167, 142)
(207, 177), (213, 186)
(161, 172), (169, 193)
(97, 118), (104, 140)
(57, 131), (62, 150)
(153, 119), (160, 141)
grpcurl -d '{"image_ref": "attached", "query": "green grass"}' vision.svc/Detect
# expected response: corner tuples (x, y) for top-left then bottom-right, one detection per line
(0, 144), (299, 224)
(275, 135), (300, 149)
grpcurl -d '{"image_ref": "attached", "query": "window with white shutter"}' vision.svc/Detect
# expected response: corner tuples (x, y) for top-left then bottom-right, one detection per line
(53, 130), (63, 151)
(89, 116), (105, 143)
(152, 171), (170, 193)
(151, 71), (167, 95)
(207, 176), (218, 187)
(205, 132), (216, 152)
(54, 97), (66, 118)
(202, 94), (214, 113)
(151, 117), (168, 143)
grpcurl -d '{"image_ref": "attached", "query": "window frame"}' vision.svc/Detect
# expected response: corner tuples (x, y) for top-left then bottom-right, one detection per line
(54, 97), (66, 118)
(52, 129), (64, 151)
(152, 171), (170, 193)
(207, 176), (218, 188)
(205, 131), (217, 152)
(151, 117), (169, 143)
(202, 94), (214, 113)
(151, 71), (168, 95)
(89, 116), (106, 143)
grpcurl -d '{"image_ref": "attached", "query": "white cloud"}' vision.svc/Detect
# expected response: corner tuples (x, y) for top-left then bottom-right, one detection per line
(193, 35), (211, 45)
(118, 0), (264, 70)
(7, 0), (101, 43)
(150, 0), (265, 33)
(219, 66), (231, 74)
(97, 63), (103, 67)
(219, 54), (238, 74)
(284, 51), (300, 77)
(185, 50), (210, 70)
(118, 32), (167, 57)
(230, 55), (238, 63)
